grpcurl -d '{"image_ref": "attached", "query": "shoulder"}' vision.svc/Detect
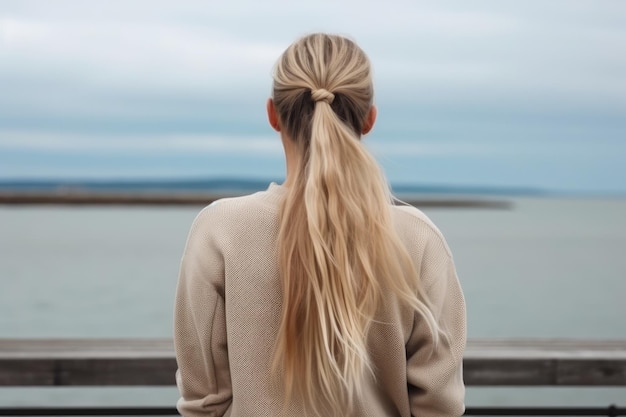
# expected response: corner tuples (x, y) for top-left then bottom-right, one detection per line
(393, 204), (441, 235)
(189, 189), (281, 236)
(391, 204), (453, 259)
(203, 184), (283, 214)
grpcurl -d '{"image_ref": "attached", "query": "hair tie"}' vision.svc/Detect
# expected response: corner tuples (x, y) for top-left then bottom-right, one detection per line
(311, 88), (335, 104)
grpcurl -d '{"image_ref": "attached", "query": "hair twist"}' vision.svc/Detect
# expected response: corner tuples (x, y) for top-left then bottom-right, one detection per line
(311, 88), (335, 104)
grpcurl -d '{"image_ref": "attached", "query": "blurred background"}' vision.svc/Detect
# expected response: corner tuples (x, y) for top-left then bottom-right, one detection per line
(1, 0), (625, 408)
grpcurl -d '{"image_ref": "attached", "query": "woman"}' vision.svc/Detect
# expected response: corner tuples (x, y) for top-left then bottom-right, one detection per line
(174, 33), (466, 417)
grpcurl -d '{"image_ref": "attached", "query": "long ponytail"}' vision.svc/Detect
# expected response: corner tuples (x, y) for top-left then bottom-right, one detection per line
(272, 34), (439, 416)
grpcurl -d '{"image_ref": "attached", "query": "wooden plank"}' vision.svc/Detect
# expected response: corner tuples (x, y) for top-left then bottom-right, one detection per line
(1, 338), (625, 386)
(557, 359), (626, 385)
(0, 359), (55, 386)
(0, 339), (174, 359)
(465, 338), (626, 359)
(55, 358), (176, 386)
(463, 358), (555, 386)
(0, 339), (176, 386)
(0, 358), (176, 386)
(464, 339), (626, 386)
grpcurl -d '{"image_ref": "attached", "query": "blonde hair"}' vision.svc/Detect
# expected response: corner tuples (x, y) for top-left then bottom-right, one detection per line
(272, 33), (439, 416)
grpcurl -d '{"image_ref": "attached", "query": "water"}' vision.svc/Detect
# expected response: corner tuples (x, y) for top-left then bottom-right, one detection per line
(1, 196), (625, 406)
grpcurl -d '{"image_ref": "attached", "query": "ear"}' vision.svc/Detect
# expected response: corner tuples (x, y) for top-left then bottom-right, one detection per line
(361, 105), (377, 135)
(267, 98), (281, 132)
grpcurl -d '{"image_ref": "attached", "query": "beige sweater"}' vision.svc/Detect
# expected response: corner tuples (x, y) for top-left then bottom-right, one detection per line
(174, 183), (466, 417)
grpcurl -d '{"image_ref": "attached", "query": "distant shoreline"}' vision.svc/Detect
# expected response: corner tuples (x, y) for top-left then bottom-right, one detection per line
(0, 190), (512, 209)
(0, 177), (571, 196)
(0, 178), (623, 203)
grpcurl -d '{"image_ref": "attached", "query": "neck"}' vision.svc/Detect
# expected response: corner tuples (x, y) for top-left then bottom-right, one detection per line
(281, 134), (301, 188)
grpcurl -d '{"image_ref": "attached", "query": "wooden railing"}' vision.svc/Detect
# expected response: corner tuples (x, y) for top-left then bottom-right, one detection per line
(1, 338), (625, 415)
(1, 338), (626, 387)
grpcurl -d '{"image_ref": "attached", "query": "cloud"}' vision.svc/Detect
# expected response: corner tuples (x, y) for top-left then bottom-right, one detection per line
(3, 129), (623, 161)
(0, 130), (282, 155)
(0, 0), (625, 190)
(0, 17), (283, 94)
(2, 0), (622, 99)
(369, 137), (626, 161)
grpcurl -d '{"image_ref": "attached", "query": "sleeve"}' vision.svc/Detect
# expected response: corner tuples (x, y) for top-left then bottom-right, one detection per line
(406, 237), (466, 417)
(173, 208), (233, 417)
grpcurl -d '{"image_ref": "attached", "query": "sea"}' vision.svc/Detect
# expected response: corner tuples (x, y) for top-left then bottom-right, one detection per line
(1, 188), (625, 407)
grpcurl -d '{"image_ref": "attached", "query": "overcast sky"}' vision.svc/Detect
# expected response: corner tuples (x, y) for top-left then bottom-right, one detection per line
(0, 0), (625, 193)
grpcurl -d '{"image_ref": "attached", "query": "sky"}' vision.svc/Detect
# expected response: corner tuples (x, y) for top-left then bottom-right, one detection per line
(0, 0), (625, 193)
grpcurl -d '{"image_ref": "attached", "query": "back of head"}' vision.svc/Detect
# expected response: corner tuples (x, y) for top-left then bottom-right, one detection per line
(272, 34), (373, 146)
(271, 33), (439, 416)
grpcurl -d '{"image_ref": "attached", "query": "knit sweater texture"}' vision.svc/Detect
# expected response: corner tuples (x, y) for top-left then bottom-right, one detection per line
(174, 183), (466, 417)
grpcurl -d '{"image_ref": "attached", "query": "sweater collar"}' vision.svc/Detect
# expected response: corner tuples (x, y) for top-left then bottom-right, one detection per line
(261, 182), (287, 206)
